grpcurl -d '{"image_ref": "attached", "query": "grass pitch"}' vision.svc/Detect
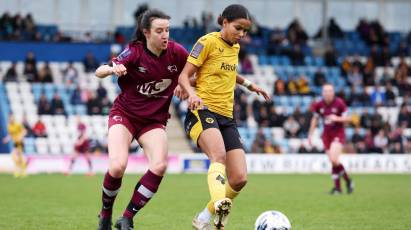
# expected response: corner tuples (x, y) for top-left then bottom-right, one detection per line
(0, 174), (410, 230)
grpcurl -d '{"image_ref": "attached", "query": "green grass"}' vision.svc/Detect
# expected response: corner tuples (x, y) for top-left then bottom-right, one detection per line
(0, 174), (410, 229)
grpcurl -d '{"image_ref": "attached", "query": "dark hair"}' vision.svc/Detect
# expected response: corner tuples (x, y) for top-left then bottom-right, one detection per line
(134, 9), (170, 42)
(217, 4), (251, 26)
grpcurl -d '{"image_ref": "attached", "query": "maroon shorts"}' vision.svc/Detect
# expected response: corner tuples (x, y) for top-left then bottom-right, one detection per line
(75, 140), (90, 153)
(108, 108), (166, 140)
(322, 132), (345, 151)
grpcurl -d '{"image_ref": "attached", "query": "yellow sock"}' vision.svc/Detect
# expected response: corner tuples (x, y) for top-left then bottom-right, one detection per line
(207, 162), (226, 205)
(207, 182), (240, 213)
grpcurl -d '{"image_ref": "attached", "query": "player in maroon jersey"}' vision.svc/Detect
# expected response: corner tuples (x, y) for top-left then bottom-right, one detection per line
(65, 116), (93, 176)
(309, 84), (354, 195)
(94, 9), (188, 230)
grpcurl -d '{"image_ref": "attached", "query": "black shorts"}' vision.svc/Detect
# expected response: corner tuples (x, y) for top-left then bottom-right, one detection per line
(184, 109), (243, 152)
(14, 141), (24, 150)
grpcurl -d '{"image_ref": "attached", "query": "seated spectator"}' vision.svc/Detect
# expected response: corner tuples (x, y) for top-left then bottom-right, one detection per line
(347, 66), (363, 88)
(273, 79), (287, 95)
(37, 62), (53, 83)
(24, 51), (37, 70)
(397, 104), (410, 128)
(62, 61), (78, 85)
(385, 83), (396, 106)
(370, 84), (386, 106)
(324, 46), (338, 67)
(22, 114), (34, 137)
(3, 62), (18, 82)
(297, 143), (309, 154)
(267, 27), (287, 55)
(100, 96), (112, 115)
(87, 92), (101, 115)
(362, 57), (375, 86)
(50, 92), (65, 115)
(268, 105), (285, 127)
(23, 63), (38, 82)
(287, 77), (298, 95)
(289, 44), (304, 66)
(283, 116), (300, 138)
(239, 52), (254, 75)
(374, 130), (388, 153)
(314, 69), (327, 86)
(296, 74), (311, 95)
(251, 128), (266, 153)
(70, 84), (83, 105)
(96, 82), (107, 99)
(37, 94), (52, 115)
(32, 118), (47, 138)
(83, 52), (99, 73)
(256, 106), (269, 127)
(287, 19), (308, 45)
(315, 18), (344, 39)
(351, 127), (364, 144)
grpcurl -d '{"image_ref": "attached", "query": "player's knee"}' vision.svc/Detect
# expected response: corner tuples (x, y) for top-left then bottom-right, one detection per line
(208, 151), (226, 164)
(109, 160), (127, 177)
(150, 160), (168, 176)
(230, 174), (247, 191)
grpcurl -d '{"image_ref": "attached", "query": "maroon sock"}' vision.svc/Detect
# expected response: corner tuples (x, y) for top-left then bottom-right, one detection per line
(123, 170), (163, 218)
(87, 158), (93, 171)
(337, 164), (350, 183)
(332, 166), (341, 190)
(100, 172), (122, 218)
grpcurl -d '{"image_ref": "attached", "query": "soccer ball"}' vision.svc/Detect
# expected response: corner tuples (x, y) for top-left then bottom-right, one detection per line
(254, 210), (291, 230)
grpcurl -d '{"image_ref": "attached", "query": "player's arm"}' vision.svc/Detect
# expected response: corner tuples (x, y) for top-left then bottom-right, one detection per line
(308, 114), (319, 146)
(236, 75), (271, 101)
(95, 63), (127, 78)
(178, 62), (202, 110)
(2, 135), (10, 144)
(328, 112), (351, 123)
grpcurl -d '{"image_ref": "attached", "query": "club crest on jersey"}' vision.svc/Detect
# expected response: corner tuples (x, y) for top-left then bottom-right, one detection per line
(137, 66), (147, 73)
(136, 79), (172, 96)
(167, 65), (178, 73)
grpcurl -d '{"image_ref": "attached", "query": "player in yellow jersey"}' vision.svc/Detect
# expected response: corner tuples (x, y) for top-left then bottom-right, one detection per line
(2, 114), (27, 177)
(176, 4), (270, 230)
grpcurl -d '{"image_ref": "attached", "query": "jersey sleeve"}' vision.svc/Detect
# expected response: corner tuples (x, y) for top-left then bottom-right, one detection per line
(174, 43), (189, 70)
(339, 99), (348, 116)
(112, 44), (138, 68)
(187, 36), (213, 67)
(310, 101), (320, 118)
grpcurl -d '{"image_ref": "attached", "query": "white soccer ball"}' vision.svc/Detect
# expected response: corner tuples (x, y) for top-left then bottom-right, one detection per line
(254, 210), (291, 230)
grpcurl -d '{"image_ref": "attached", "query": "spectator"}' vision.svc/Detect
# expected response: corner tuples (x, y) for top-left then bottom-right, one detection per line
(100, 96), (112, 115)
(374, 130), (388, 153)
(283, 116), (300, 138)
(273, 79), (287, 95)
(23, 63), (38, 82)
(24, 51), (37, 70)
(70, 84), (83, 105)
(385, 83), (396, 106)
(370, 84), (386, 106)
(83, 52), (99, 73)
(324, 46), (338, 67)
(287, 19), (308, 45)
(251, 128), (266, 153)
(32, 118), (47, 138)
(267, 27), (287, 55)
(86, 92), (101, 115)
(96, 82), (107, 99)
(239, 51), (254, 74)
(360, 109), (372, 128)
(296, 74), (310, 95)
(289, 44), (304, 66)
(256, 106), (270, 127)
(397, 105), (410, 128)
(351, 127), (364, 144)
(268, 105), (285, 127)
(314, 69), (327, 86)
(287, 77), (298, 95)
(362, 57), (375, 86)
(297, 143), (309, 154)
(347, 65), (363, 88)
(62, 62), (78, 85)
(37, 62), (53, 83)
(50, 92), (65, 115)
(315, 18), (344, 39)
(37, 93), (52, 115)
(3, 62), (18, 82)
(22, 114), (34, 137)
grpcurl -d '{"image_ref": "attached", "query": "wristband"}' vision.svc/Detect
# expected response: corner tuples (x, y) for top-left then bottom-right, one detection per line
(242, 79), (252, 88)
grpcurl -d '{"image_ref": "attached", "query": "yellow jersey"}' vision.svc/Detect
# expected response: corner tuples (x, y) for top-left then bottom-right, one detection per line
(8, 122), (24, 142)
(187, 32), (240, 118)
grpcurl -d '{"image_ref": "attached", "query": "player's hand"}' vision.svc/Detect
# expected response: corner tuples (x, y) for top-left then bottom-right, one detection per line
(2, 136), (9, 144)
(249, 84), (271, 101)
(188, 94), (203, 111)
(174, 85), (189, 100)
(328, 114), (339, 122)
(112, 64), (127, 77)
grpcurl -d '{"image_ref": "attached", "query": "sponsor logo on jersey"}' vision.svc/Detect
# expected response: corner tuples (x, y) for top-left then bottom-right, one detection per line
(220, 62), (237, 71)
(117, 48), (131, 61)
(136, 79), (172, 96)
(137, 66), (147, 73)
(190, 42), (204, 59)
(218, 47), (224, 53)
(113, 115), (123, 122)
(167, 65), (178, 73)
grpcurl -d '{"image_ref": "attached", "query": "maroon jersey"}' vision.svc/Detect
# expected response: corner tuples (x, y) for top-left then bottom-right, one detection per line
(111, 41), (188, 123)
(311, 97), (347, 137)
